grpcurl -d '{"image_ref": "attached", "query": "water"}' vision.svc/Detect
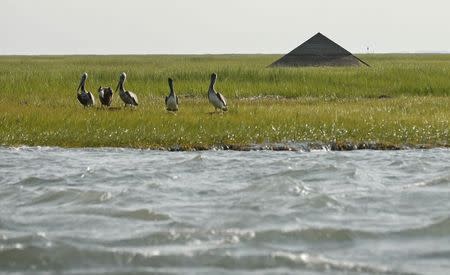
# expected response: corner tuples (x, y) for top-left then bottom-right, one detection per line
(0, 147), (449, 275)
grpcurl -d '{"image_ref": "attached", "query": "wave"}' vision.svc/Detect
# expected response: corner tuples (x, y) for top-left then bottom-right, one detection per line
(104, 228), (256, 248)
(419, 250), (450, 259)
(253, 227), (377, 243)
(90, 226), (377, 249)
(112, 209), (170, 221)
(402, 174), (450, 189)
(0, 244), (417, 275)
(13, 176), (67, 186)
(175, 154), (204, 167)
(86, 208), (171, 222)
(19, 189), (115, 207)
(270, 251), (417, 275)
(23, 189), (78, 206)
(390, 217), (450, 238)
(256, 217), (450, 242)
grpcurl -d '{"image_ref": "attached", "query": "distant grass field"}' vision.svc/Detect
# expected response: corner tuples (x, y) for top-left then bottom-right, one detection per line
(0, 54), (449, 149)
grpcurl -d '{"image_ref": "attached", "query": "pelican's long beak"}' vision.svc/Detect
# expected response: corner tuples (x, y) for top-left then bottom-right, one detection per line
(115, 79), (121, 92)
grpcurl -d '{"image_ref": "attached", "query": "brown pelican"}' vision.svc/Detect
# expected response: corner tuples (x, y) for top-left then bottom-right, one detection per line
(208, 73), (227, 112)
(98, 86), (113, 107)
(115, 72), (138, 107)
(165, 78), (179, 111)
(76, 72), (95, 107)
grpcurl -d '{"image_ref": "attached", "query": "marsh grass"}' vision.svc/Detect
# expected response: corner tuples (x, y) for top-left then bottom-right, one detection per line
(0, 54), (449, 149)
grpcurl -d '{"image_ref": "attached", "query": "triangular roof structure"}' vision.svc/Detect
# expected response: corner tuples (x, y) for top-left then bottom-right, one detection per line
(270, 32), (369, 67)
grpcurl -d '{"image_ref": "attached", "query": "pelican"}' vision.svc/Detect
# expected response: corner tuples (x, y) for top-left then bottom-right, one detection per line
(208, 73), (227, 112)
(76, 72), (95, 107)
(98, 86), (113, 107)
(116, 72), (138, 107)
(165, 78), (179, 111)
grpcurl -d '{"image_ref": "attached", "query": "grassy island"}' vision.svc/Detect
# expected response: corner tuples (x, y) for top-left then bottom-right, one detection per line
(0, 54), (449, 150)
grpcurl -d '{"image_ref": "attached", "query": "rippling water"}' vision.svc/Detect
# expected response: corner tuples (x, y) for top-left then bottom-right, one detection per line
(0, 147), (449, 274)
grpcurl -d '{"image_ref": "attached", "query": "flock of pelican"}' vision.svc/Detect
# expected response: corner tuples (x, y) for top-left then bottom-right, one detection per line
(76, 72), (227, 112)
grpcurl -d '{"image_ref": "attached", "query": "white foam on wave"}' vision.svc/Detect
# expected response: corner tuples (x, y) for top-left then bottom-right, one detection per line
(271, 251), (412, 274)
(402, 174), (450, 189)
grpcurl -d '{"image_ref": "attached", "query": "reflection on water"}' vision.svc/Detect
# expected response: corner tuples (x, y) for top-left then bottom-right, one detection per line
(0, 147), (449, 274)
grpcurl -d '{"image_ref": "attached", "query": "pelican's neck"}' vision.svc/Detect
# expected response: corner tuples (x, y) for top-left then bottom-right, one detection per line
(169, 82), (174, 96)
(209, 78), (216, 92)
(119, 79), (125, 92)
(80, 79), (86, 92)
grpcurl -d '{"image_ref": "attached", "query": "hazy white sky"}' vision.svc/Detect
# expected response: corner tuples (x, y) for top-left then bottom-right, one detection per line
(2, 0), (449, 54)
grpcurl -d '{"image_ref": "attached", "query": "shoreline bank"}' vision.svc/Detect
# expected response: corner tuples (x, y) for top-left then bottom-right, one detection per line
(2, 142), (448, 152)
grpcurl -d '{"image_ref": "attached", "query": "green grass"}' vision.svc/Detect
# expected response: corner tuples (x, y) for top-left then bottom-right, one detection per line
(0, 54), (449, 149)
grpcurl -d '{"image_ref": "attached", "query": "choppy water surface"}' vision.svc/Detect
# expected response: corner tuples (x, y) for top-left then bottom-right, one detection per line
(0, 147), (449, 275)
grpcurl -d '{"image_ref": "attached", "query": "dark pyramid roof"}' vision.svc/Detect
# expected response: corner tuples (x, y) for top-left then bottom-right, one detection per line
(270, 33), (369, 67)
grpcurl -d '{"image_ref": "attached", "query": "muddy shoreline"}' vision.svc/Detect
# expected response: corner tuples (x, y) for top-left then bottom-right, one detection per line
(162, 141), (448, 152)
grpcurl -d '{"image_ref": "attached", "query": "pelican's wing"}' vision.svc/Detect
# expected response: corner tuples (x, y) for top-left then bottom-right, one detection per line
(88, 92), (95, 105)
(216, 92), (227, 106)
(127, 91), (138, 105)
(176, 96), (179, 105)
(77, 93), (85, 105)
(77, 92), (93, 106)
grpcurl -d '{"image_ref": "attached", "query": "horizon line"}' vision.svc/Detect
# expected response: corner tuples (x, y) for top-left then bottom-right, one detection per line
(1, 51), (450, 57)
